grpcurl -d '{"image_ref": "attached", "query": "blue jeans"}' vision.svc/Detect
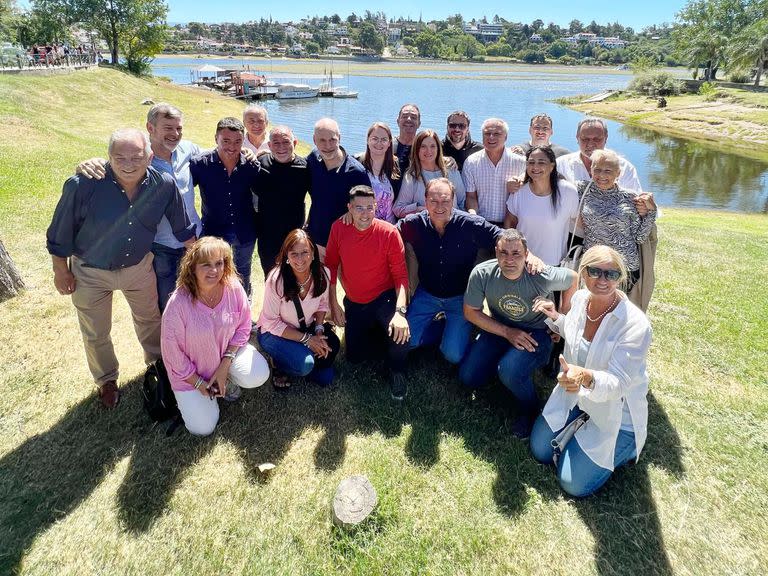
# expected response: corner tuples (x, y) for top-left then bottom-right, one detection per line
(221, 236), (255, 298)
(407, 287), (471, 364)
(459, 328), (552, 414)
(257, 330), (337, 386)
(152, 243), (185, 311)
(530, 409), (638, 497)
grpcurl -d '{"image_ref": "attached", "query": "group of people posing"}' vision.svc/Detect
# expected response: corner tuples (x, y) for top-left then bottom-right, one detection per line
(46, 101), (657, 497)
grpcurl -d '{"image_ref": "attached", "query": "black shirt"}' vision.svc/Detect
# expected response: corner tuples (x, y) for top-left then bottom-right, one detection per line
(189, 150), (259, 243)
(442, 137), (483, 171)
(394, 139), (413, 176)
(254, 153), (310, 251)
(46, 166), (194, 270)
(397, 210), (501, 298)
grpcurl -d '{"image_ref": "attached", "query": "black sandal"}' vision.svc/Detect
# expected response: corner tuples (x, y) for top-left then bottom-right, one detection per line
(272, 373), (292, 391)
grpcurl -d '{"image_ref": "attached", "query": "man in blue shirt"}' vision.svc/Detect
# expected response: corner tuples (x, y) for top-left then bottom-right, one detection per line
(47, 129), (195, 408)
(190, 117), (260, 296)
(397, 177), (500, 365)
(74, 103), (202, 310)
(305, 118), (369, 257)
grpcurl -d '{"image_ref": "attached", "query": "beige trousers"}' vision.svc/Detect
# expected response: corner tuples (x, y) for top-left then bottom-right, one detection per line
(70, 253), (161, 385)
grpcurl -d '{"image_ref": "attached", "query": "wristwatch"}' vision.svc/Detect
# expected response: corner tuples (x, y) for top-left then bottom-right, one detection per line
(396, 306), (408, 316)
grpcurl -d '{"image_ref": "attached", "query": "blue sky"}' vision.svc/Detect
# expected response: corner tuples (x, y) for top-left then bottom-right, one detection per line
(163, 1), (687, 29)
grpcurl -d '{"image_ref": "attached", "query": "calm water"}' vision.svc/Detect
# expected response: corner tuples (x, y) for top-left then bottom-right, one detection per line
(153, 57), (768, 213)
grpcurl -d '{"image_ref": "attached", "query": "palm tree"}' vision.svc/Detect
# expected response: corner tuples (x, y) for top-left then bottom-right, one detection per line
(728, 19), (768, 86)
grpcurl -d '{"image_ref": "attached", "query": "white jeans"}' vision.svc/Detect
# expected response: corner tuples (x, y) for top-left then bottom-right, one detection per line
(173, 344), (269, 436)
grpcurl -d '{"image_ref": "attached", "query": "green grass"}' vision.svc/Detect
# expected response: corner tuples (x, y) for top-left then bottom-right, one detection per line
(1, 68), (767, 576)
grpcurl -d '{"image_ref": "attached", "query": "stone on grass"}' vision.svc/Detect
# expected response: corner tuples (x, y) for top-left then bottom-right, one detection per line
(332, 475), (378, 529)
(141, 98), (155, 105)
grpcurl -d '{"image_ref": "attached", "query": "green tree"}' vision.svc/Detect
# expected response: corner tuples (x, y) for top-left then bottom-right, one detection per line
(79, 0), (168, 72)
(358, 21), (384, 53)
(0, 0), (19, 42)
(414, 30), (442, 58)
(455, 33), (483, 59)
(727, 14), (768, 85)
(672, 0), (752, 80)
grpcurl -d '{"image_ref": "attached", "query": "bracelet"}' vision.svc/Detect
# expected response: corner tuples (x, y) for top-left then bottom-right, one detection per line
(223, 350), (236, 360)
(194, 377), (205, 390)
(314, 324), (325, 334)
(300, 332), (311, 345)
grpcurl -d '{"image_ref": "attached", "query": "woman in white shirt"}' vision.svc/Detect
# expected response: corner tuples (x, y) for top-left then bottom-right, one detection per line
(530, 245), (652, 497)
(504, 145), (579, 267)
(393, 129), (465, 218)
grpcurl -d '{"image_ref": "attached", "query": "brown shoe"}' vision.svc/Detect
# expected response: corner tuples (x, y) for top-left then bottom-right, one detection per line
(98, 380), (120, 409)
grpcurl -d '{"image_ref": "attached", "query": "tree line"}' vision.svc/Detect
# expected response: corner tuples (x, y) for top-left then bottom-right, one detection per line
(0, 0), (766, 84)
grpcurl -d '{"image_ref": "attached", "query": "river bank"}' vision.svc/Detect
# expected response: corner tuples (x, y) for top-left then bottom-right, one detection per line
(562, 88), (768, 163)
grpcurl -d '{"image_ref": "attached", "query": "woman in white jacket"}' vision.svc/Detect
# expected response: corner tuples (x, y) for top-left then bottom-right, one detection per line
(530, 245), (652, 497)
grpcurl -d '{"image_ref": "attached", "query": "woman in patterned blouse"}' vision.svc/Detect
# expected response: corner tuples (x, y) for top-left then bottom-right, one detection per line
(577, 149), (657, 292)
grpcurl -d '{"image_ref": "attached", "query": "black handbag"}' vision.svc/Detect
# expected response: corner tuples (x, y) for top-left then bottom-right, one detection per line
(142, 358), (182, 435)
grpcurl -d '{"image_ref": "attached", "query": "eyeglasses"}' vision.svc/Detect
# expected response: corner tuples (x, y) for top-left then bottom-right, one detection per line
(368, 136), (390, 144)
(448, 123), (467, 130)
(531, 124), (552, 131)
(585, 266), (621, 281)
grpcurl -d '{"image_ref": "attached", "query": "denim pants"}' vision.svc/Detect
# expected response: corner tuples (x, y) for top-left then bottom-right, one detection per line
(530, 408), (638, 497)
(151, 243), (185, 311)
(407, 287), (471, 364)
(257, 328), (340, 386)
(459, 328), (552, 414)
(344, 289), (408, 374)
(221, 236), (255, 298)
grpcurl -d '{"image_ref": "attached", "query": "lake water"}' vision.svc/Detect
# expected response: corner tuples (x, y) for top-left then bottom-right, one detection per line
(153, 57), (768, 214)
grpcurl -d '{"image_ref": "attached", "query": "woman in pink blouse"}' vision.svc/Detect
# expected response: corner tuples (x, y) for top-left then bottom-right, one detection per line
(161, 237), (269, 436)
(256, 229), (340, 389)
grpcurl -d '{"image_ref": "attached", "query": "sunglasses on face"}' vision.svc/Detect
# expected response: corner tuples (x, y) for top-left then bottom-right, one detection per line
(448, 123), (467, 129)
(585, 266), (621, 281)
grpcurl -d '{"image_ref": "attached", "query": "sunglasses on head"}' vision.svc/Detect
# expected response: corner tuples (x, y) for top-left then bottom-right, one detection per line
(585, 266), (621, 281)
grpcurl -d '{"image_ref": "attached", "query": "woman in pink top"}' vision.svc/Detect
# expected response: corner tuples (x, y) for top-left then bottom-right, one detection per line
(161, 237), (269, 436)
(256, 229), (340, 389)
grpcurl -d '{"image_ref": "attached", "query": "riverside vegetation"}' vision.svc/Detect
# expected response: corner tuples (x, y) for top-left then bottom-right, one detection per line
(0, 67), (766, 575)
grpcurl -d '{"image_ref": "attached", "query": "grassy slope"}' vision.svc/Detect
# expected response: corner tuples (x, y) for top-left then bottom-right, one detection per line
(565, 89), (768, 163)
(0, 68), (766, 576)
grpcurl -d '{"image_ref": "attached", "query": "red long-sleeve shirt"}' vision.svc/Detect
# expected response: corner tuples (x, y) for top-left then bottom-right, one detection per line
(325, 219), (408, 305)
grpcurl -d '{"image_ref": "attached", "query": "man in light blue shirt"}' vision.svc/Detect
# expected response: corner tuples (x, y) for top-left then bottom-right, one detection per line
(146, 104), (202, 309)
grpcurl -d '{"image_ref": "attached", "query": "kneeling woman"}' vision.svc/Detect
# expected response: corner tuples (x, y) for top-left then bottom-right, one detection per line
(530, 245), (652, 497)
(256, 230), (340, 388)
(161, 237), (270, 436)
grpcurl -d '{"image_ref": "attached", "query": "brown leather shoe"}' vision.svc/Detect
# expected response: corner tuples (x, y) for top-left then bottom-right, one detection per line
(98, 380), (120, 409)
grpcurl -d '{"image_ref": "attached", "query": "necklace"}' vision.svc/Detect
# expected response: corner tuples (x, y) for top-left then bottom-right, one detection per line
(586, 293), (618, 323)
(199, 285), (221, 312)
(297, 274), (312, 296)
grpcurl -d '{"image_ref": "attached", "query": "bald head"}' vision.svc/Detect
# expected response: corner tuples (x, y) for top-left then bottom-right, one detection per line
(313, 117), (342, 162)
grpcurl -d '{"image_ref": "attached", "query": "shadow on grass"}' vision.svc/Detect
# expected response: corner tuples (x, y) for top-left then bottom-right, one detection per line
(0, 351), (684, 574)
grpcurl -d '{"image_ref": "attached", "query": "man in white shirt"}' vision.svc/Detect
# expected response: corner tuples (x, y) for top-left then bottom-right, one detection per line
(556, 117), (641, 191)
(463, 118), (526, 226)
(242, 104), (270, 154)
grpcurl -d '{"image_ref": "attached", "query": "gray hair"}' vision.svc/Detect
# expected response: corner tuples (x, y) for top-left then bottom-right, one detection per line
(108, 128), (151, 157)
(425, 177), (455, 199)
(146, 102), (182, 126)
(243, 103), (268, 121)
(497, 227), (528, 251)
(576, 117), (608, 137)
(269, 125), (295, 141)
(314, 117), (340, 136)
(481, 118), (509, 136)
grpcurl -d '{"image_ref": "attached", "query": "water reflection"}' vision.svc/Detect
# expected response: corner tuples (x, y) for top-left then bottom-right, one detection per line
(619, 124), (768, 213)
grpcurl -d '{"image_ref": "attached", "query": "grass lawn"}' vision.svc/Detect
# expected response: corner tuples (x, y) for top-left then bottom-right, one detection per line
(1, 67), (766, 575)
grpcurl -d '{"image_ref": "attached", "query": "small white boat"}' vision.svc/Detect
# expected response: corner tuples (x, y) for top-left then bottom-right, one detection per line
(275, 83), (318, 99)
(332, 89), (358, 98)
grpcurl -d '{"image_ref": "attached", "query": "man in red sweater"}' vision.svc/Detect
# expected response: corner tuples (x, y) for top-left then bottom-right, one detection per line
(326, 185), (411, 400)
